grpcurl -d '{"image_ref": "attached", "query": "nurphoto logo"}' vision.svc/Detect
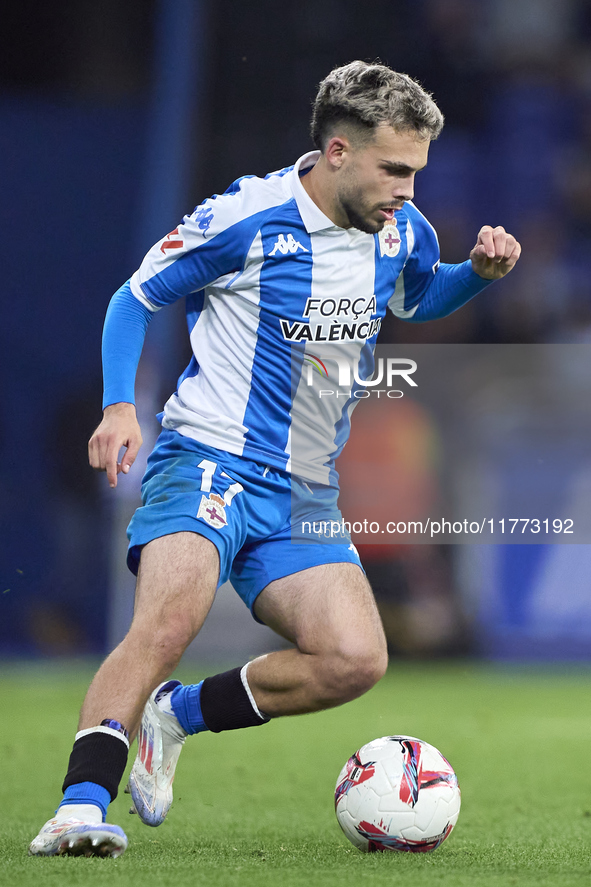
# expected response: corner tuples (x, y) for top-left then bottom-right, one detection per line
(304, 354), (418, 399)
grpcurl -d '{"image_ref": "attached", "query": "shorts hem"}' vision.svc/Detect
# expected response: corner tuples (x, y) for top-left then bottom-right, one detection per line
(238, 549), (365, 624)
(127, 521), (228, 583)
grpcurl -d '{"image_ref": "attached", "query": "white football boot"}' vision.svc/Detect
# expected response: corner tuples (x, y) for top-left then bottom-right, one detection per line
(28, 815), (127, 857)
(127, 680), (188, 827)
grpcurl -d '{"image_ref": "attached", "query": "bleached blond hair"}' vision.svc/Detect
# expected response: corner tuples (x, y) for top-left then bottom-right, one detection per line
(311, 60), (444, 149)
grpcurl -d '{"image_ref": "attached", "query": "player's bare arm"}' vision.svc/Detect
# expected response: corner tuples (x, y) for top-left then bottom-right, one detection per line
(88, 402), (143, 489)
(470, 224), (521, 280)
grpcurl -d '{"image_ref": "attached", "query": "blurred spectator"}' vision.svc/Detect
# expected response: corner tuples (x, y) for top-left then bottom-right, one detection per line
(337, 396), (471, 656)
(480, 0), (579, 73)
(492, 212), (577, 343)
(418, 0), (493, 129)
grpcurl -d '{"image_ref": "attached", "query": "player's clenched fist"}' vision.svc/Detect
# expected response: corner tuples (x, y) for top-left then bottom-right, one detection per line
(88, 402), (143, 489)
(470, 225), (521, 280)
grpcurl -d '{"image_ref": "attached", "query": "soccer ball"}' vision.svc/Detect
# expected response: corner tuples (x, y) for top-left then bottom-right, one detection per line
(334, 735), (460, 853)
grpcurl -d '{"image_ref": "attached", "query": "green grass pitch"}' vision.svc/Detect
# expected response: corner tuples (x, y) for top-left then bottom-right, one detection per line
(1, 662), (590, 887)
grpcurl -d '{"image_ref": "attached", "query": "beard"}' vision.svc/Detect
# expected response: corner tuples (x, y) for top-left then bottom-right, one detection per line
(339, 185), (386, 235)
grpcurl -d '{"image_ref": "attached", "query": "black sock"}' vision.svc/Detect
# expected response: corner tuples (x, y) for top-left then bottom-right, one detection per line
(62, 728), (129, 801)
(200, 665), (270, 733)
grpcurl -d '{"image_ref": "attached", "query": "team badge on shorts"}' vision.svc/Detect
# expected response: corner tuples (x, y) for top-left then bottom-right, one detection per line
(197, 493), (227, 529)
(379, 219), (401, 257)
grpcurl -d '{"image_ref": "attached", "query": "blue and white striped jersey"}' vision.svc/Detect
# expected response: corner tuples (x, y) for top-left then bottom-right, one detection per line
(127, 151), (483, 484)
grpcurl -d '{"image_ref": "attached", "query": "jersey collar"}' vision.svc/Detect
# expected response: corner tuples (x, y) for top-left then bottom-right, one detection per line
(291, 151), (339, 233)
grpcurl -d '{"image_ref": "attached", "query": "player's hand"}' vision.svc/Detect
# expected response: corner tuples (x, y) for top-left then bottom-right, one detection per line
(470, 225), (521, 280)
(88, 402), (143, 489)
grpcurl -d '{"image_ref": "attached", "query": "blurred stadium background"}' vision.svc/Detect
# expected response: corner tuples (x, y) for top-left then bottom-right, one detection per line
(2, 0), (591, 663)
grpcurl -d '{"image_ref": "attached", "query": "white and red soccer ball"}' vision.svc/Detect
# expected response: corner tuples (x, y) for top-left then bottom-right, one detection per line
(334, 735), (461, 853)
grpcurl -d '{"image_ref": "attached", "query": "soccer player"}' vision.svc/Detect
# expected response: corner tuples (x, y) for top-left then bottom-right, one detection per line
(30, 61), (520, 857)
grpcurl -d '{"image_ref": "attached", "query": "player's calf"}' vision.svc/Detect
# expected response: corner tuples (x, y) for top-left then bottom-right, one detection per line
(310, 644), (389, 709)
(338, 644), (389, 698)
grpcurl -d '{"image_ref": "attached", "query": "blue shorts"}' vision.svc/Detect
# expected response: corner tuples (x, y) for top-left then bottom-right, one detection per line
(127, 429), (362, 619)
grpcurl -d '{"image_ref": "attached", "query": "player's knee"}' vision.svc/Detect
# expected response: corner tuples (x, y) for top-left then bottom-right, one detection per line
(318, 641), (388, 705)
(129, 617), (194, 675)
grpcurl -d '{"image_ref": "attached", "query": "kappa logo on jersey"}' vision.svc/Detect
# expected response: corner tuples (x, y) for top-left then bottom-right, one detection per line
(197, 492), (227, 529)
(379, 219), (401, 257)
(269, 233), (309, 256)
(160, 227), (184, 254)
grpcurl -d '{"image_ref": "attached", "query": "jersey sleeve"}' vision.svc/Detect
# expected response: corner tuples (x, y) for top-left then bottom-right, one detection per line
(104, 173), (292, 407)
(388, 203), (492, 322)
(102, 280), (153, 408)
(129, 184), (280, 311)
(405, 260), (493, 322)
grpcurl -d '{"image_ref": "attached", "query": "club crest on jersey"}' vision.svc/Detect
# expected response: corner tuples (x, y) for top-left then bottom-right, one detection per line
(269, 233), (309, 256)
(379, 219), (401, 257)
(197, 493), (227, 529)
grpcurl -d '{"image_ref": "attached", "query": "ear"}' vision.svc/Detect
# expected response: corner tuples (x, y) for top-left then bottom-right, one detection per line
(324, 135), (351, 170)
